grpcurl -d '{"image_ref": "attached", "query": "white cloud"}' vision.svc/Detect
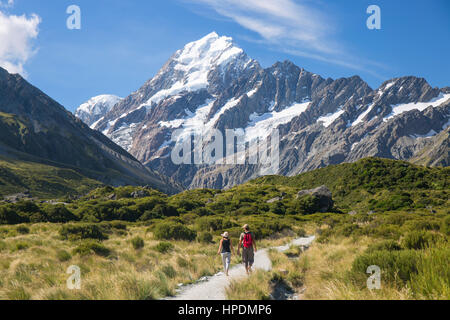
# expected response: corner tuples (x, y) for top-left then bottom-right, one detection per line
(0, 0), (14, 9)
(187, 0), (337, 54)
(0, 9), (41, 76)
(184, 0), (387, 78)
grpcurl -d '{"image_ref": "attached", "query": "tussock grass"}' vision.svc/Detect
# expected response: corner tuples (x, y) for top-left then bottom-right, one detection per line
(0, 223), (225, 300)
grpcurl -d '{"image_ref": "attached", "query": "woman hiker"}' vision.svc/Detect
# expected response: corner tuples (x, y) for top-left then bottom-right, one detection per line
(217, 231), (235, 276)
(237, 224), (257, 275)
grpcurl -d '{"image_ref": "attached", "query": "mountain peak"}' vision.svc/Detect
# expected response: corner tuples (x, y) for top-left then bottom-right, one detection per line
(139, 32), (254, 107)
(75, 94), (122, 127)
(173, 32), (246, 71)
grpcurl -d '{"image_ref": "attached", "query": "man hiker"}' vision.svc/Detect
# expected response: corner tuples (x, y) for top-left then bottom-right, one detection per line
(237, 224), (257, 275)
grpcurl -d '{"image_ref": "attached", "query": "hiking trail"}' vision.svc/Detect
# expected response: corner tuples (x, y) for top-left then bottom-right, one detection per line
(167, 236), (315, 300)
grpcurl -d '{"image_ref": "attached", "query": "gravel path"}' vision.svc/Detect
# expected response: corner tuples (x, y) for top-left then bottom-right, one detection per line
(168, 236), (315, 301)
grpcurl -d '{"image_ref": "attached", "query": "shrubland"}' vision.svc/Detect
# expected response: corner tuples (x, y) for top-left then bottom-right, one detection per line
(0, 158), (448, 300)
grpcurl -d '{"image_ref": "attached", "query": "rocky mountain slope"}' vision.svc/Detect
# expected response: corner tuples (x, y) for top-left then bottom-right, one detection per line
(0, 67), (180, 195)
(81, 32), (449, 189)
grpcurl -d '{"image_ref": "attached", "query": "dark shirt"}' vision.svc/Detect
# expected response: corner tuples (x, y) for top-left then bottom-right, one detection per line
(221, 238), (231, 253)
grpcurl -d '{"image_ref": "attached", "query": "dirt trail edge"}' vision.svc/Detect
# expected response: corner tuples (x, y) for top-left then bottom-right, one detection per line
(167, 236), (316, 300)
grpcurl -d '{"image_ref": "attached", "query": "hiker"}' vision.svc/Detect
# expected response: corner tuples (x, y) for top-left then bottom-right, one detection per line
(237, 224), (257, 275)
(217, 231), (235, 276)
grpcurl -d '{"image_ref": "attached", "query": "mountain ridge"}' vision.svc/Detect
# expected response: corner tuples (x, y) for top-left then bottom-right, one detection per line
(75, 33), (450, 189)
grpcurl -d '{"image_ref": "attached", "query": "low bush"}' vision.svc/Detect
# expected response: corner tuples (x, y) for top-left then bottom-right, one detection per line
(14, 241), (29, 251)
(197, 232), (213, 243)
(441, 216), (450, 236)
(352, 249), (421, 284)
(0, 207), (25, 225)
(131, 236), (145, 250)
(56, 250), (72, 262)
(316, 228), (334, 243)
(337, 223), (360, 237)
(176, 256), (189, 268)
(294, 195), (323, 215)
(43, 205), (79, 223)
(366, 240), (403, 253)
(16, 226), (30, 234)
(72, 240), (111, 257)
(402, 231), (438, 250)
(154, 242), (174, 254)
(161, 265), (177, 279)
(409, 245), (450, 299)
(153, 222), (196, 241)
(60, 224), (108, 241)
(196, 216), (234, 232)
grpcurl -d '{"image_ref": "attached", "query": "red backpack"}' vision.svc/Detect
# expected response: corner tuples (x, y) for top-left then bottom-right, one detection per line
(243, 232), (253, 248)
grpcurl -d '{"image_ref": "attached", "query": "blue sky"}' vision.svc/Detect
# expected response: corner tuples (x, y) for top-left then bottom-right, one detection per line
(1, 0), (449, 112)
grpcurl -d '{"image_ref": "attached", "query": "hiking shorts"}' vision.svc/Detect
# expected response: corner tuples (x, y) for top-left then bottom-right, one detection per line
(242, 247), (254, 267)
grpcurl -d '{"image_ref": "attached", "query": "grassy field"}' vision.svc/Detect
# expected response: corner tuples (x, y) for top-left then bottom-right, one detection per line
(0, 222), (227, 300)
(0, 219), (307, 300)
(226, 210), (450, 300)
(0, 158), (448, 300)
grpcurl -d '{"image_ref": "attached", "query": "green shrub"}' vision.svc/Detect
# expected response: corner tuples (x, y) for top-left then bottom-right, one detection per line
(154, 242), (174, 254)
(192, 207), (214, 217)
(0, 207), (25, 225)
(366, 240), (402, 253)
(131, 236), (145, 250)
(409, 245), (450, 299)
(44, 205), (79, 223)
(0, 240), (6, 251)
(196, 216), (233, 232)
(16, 226), (30, 234)
(441, 216), (450, 236)
(352, 250), (421, 284)
(60, 224), (108, 241)
(153, 222), (196, 241)
(56, 250), (72, 262)
(370, 193), (413, 211)
(402, 231), (437, 250)
(139, 204), (178, 221)
(176, 256), (189, 268)
(294, 195), (322, 215)
(108, 221), (127, 230)
(161, 265), (177, 279)
(337, 223), (360, 237)
(404, 219), (441, 232)
(296, 228), (307, 237)
(73, 240), (111, 257)
(362, 223), (401, 240)
(180, 213), (200, 225)
(197, 232), (213, 243)
(317, 228), (333, 243)
(14, 241), (29, 251)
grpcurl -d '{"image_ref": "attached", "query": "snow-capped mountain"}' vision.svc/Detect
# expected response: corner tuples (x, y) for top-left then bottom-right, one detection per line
(80, 32), (449, 189)
(75, 94), (122, 127)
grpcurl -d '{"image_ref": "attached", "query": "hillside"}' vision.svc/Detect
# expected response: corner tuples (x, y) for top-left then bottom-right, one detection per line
(252, 158), (449, 212)
(2, 158), (447, 226)
(0, 67), (181, 195)
(0, 156), (102, 199)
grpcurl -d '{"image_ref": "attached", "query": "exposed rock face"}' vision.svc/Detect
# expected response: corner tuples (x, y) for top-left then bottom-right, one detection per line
(0, 67), (180, 194)
(297, 186), (334, 213)
(78, 33), (449, 189)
